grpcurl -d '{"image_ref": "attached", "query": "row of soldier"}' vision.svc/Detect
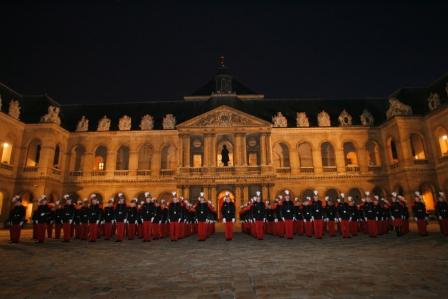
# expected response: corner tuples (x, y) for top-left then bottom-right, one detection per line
(240, 190), (448, 240)
(7, 191), (238, 243)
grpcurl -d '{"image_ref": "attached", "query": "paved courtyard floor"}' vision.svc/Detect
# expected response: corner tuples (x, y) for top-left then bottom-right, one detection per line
(0, 228), (447, 299)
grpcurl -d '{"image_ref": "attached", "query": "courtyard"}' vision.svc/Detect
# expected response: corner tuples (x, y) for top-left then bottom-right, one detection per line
(0, 228), (447, 299)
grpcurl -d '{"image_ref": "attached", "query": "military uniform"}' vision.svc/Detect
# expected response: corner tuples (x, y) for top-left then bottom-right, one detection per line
(412, 196), (428, 236)
(168, 199), (182, 241)
(435, 194), (448, 236)
(88, 201), (103, 242)
(7, 197), (25, 243)
(311, 196), (324, 239)
(114, 201), (128, 241)
(127, 201), (139, 240)
(54, 204), (63, 239)
(303, 200), (313, 237)
(61, 199), (75, 242)
(195, 198), (209, 241)
(103, 201), (115, 240)
(363, 200), (378, 237)
(324, 201), (337, 237)
(141, 196), (155, 242)
(252, 199), (266, 240)
(221, 198), (236, 241)
(390, 198), (403, 236)
(337, 200), (351, 238)
(281, 197), (295, 239)
(36, 199), (51, 243)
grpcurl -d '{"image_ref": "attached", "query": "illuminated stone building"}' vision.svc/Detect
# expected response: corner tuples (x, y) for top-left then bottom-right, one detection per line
(0, 61), (447, 223)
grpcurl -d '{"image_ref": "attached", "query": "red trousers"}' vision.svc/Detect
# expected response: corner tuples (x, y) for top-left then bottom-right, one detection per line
(143, 221), (152, 241)
(81, 223), (89, 240)
(169, 222), (180, 241)
(295, 220), (304, 235)
(327, 220), (336, 237)
(350, 221), (358, 236)
(9, 224), (21, 243)
(439, 219), (448, 236)
(103, 222), (113, 240)
(37, 223), (46, 242)
(198, 222), (207, 240)
(152, 223), (162, 239)
(367, 220), (378, 237)
(417, 219), (428, 235)
(340, 220), (350, 238)
(304, 221), (313, 237)
(47, 223), (53, 238)
(75, 224), (81, 239)
(313, 219), (324, 238)
(89, 223), (98, 241)
(63, 223), (72, 241)
(138, 224), (143, 238)
(116, 222), (125, 241)
(284, 220), (294, 239)
(224, 222), (233, 240)
(127, 223), (136, 240)
(255, 220), (264, 240)
(54, 224), (62, 239)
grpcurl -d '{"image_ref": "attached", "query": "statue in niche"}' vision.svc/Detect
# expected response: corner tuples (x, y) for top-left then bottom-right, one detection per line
(360, 109), (374, 126)
(40, 105), (61, 125)
(118, 115), (132, 131)
(317, 110), (331, 127)
(386, 97), (413, 119)
(140, 114), (154, 130)
(296, 112), (309, 127)
(221, 144), (230, 166)
(338, 109), (352, 126)
(76, 115), (89, 132)
(8, 100), (21, 120)
(163, 114), (176, 129)
(427, 92), (440, 111)
(97, 115), (111, 131)
(272, 112), (287, 127)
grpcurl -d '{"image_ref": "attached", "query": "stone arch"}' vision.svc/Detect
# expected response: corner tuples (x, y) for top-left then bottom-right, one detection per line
(366, 140), (382, 166)
(410, 133), (427, 160)
(272, 142), (290, 168)
(434, 126), (448, 158)
(70, 144), (86, 172)
(420, 183), (436, 211)
(343, 142), (359, 166)
(320, 141), (336, 167)
(297, 141), (313, 168)
(25, 138), (42, 167)
(158, 191), (174, 203)
(386, 136), (399, 165)
(216, 135), (234, 167)
(94, 145), (107, 171)
(325, 188), (340, 201)
(52, 143), (62, 169)
(160, 144), (177, 170)
(116, 145), (130, 170)
(138, 143), (153, 170)
(348, 188), (363, 204)
(0, 132), (17, 165)
(301, 188), (315, 200)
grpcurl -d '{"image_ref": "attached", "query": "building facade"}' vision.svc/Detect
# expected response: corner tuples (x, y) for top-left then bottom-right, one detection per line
(0, 62), (447, 223)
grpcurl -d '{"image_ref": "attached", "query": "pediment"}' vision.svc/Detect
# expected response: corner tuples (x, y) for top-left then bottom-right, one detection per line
(177, 105), (271, 128)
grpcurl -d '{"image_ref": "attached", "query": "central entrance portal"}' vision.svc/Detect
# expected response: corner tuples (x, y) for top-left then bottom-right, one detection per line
(216, 189), (235, 220)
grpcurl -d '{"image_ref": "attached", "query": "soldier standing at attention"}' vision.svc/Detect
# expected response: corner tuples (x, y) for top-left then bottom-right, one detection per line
(88, 195), (103, 242)
(311, 191), (324, 239)
(36, 195), (51, 243)
(281, 190), (294, 239)
(412, 191), (428, 236)
(252, 191), (266, 240)
(7, 195), (25, 243)
(141, 192), (155, 242)
(127, 198), (139, 240)
(436, 192), (448, 236)
(221, 191), (236, 241)
(390, 192), (403, 236)
(324, 197), (337, 237)
(168, 193), (182, 241)
(195, 192), (209, 241)
(103, 198), (115, 240)
(61, 194), (75, 242)
(114, 194), (128, 242)
(337, 195), (351, 238)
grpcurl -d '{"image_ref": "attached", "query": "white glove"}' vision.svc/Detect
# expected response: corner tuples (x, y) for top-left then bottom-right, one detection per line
(178, 219), (181, 223)
(101, 221), (105, 224)
(439, 216), (443, 220)
(375, 217), (378, 221)
(324, 218), (329, 222)
(282, 217), (285, 221)
(36, 220), (38, 224)
(311, 217), (314, 221)
(232, 218), (235, 223)
(124, 219), (128, 224)
(69, 219), (73, 224)
(96, 220), (100, 224)
(391, 216), (395, 220)
(135, 220), (138, 224)
(20, 221), (24, 226)
(159, 221), (162, 224)
(223, 218), (226, 223)
(274, 219), (278, 223)
(112, 220), (116, 224)
(364, 217), (368, 221)
(263, 218), (266, 222)
(293, 217), (296, 221)
(414, 217), (417, 222)
(151, 217), (154, 222)
(349, 217), (352, 221)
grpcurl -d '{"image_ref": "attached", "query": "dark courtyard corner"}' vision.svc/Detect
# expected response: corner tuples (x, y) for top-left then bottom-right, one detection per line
(0, 228), (447, 299)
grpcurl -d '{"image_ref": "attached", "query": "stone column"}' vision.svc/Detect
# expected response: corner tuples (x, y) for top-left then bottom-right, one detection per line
(265, 133), (272, 165)
(151, 150), (161, 176)
(211, 134), (217, 167)
(129, 149), (138, 174)
(182, 135), (190, 167)
(260, 134), (267, 166)
(241, 134), (247, 165)
(83, 152), (94, 173)
(235, 185), (242, 208)
(312, 145), (323, 174)
(243, 185), (249, 203)
(262, 185), (269, 200)
(234, 133), (242, 166)
(358, 147), (368, 173)
(335, 147), (346, 173)
(204, 134), (212, 167)
(289, 146), (300, 175)
(211, 186), (217, 206)
(106, 149), (116, 173)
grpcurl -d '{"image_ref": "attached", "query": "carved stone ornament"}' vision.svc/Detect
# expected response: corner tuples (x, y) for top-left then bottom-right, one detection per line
(194, 111), (250, 127)
(386, 97), (413, 119)
(272, 112), (287, 127)
(8, 100), (21, 120)
(296, 112), (309, 127)
(97, 115), (111, 131)
(317, 110), (331, 127)
(360, 109), (374, 126)
(76, 115), (89, 132)
(163, 114), (176, 130)
(428, 92), (440, 111)
(118, 115), (132, 131)
(40, 105), (61, 125)
(338, 109), (352, 126)
(140, 114), (154, 131)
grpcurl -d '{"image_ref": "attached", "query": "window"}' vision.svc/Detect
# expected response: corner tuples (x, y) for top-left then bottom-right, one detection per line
(53, 145), (61, 168)
(435, 127), (448, 157)
(71, 145), (85, 171)
(116, 146), (130, 170)
(273, 143), (290, 168)
(321, 142), (336, 167)
(1, 142), (12, 164)
(410, 134), (426, 160)
(298, 142), (313, 168)
(387, 137), (399, 164)
(26, 139), (42, 167)
(138, 144), (152, 170)
(161, 144), (176, 170)
(366, 141), (381, 166)
(94, 146), (107, 171)
(343, 142), (358, 166)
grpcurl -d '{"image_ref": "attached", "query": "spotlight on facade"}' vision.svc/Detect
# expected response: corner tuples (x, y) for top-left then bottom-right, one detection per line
(2, 142), (9, 148)
(442, 135), (448, 141)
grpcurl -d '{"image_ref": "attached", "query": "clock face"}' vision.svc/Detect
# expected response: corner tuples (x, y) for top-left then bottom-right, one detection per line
(248, 138), (257, 147)
(192, 139), (202, 148)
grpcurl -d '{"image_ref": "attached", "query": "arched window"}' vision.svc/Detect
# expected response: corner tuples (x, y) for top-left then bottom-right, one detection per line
(321, 142), (336, 167)
(273, 143), (290, 168)
(435, 127), (448, 158)
(70, 145), (85, 171)
(343, 142), (358, 166)
(116, 146), (130, 170)
(421, 184), (435, 211)
(53, 144), (61, 169)
(25, 139), (42, 167)
(138, 144), (152, 170)
(410, 134), (427, 160)
(366, 140), (381, 167)
(298, 142), (313, 169)
(387, 137), (399, 165)
(94, 146), (107, 171)
(161, 144), (176, 170)
(0, 141), (13, 165)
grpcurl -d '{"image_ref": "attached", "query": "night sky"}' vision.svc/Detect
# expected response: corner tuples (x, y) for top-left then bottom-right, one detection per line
(1, 1), (447, 104)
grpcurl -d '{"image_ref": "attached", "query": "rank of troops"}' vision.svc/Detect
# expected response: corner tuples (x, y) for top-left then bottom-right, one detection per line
(239, 190), (448, 240)
(6, 191), (238, 244)
(5, 189), (448, 244)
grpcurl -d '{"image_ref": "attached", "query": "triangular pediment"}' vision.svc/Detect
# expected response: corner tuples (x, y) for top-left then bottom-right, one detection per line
(177, 105), (271, 128)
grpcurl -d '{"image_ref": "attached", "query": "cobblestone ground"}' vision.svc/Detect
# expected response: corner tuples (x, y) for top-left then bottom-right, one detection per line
(0, 226), (447, 299)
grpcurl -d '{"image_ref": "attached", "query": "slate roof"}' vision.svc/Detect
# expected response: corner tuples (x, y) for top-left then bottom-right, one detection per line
(1, 69), (447, 131)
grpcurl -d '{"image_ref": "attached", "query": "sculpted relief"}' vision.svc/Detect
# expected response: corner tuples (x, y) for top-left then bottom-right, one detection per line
(317, 110), (331, 127)
(76, 116), (89, 132)
(272, 112), (287, 127)
(296, 112), (309, 127)
(140, 114), (154, 131)
(40, 105), (61, 125)
(386, 97), (413, 119)
(97, 115), (111, 131)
